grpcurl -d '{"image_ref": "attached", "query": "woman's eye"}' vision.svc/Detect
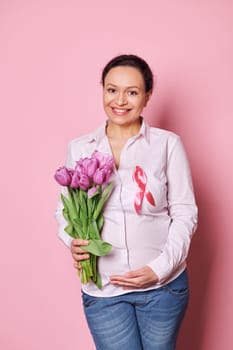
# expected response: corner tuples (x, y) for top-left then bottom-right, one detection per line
(128, 90), (138, 96)
(107, 88), (116, 93)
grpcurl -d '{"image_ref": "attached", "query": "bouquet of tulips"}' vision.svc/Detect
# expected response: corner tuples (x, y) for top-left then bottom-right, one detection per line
(54, 150), (114, 289)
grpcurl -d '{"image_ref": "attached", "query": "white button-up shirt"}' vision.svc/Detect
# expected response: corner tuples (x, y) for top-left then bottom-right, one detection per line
(55, 119), (198, 297)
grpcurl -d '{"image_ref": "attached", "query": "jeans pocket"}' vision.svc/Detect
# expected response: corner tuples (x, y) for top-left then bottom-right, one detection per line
(164, 270), (189, 297)
(82, 292), (98, 308)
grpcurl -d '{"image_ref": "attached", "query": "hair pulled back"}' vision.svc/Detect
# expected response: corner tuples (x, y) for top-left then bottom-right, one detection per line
(101, 54), (153, 93)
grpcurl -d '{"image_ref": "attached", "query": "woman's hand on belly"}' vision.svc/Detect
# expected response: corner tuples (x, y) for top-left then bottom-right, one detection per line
(110, 266), (158, 290)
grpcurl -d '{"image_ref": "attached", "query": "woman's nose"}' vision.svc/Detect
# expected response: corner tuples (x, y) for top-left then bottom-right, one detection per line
(116, 92), (127, 105)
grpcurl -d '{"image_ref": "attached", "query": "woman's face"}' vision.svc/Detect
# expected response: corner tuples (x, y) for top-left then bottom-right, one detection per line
(103, 66), (152, 127)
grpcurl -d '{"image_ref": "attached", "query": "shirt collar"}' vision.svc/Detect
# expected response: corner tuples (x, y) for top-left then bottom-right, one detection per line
(138, 117), (150, 144)
(86, 117), (150, 146)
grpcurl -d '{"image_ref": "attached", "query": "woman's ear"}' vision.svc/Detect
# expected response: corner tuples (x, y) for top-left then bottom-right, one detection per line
(144, 90), (153, 107)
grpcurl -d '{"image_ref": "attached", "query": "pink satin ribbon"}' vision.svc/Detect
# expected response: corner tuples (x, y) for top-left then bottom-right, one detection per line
(132, 166), (156, 214)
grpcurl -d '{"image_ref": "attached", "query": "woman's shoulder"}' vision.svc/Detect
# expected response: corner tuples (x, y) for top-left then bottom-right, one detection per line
(67, 124), (105, 162)
(66, 133), (95, 166)
(69, 123), (105, 148)
(69, 132), (94, 147)
(146, 126), (185, 156)
(149, 126), (180, 142)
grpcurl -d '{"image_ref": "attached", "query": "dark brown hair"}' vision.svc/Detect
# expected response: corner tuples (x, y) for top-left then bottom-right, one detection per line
(101, 54), (153, 92)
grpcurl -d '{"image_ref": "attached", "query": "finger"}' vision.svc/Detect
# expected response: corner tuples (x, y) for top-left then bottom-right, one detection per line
(111, 278), (152, 290)
(72, 246), (89, 254)
(72, 239), (89, 247)
(72, 252), (90, 262)
(111, 280), (142, 288)
(71, 242), (89, 254)
(110, 275), (135, 283)
(73, 261), (82, 270)
(110, 276), (142, 287)
(124, 268), (144, 278)
(110, 273), (142, 281)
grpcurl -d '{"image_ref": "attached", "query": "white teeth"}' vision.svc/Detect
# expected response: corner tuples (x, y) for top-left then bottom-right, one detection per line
(113, 108), (128, 113)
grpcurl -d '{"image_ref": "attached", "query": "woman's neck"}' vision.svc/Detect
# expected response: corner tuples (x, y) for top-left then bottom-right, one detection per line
(106, 119), (142, 140)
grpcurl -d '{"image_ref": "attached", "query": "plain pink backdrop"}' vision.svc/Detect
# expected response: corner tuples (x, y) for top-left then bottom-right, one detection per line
(1, 1), (232, 349)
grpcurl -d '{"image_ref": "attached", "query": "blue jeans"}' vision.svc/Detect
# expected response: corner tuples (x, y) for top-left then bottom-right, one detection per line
(82, 270), (189, 350)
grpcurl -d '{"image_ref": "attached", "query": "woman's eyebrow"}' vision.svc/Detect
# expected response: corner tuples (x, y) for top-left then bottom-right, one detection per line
(106, 83), (140, 89)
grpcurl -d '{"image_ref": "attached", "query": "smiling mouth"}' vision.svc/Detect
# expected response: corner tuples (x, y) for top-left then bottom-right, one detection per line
(111, 107), (131, 115)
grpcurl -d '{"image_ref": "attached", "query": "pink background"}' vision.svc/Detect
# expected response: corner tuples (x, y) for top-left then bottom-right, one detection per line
(1, 1), (232, 349)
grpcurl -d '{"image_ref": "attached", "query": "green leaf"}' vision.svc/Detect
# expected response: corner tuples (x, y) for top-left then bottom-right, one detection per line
(68, 188), (79, 219)
(89, 219), (100, 239)
(62, 208), (70, 222)
(61, 192), (78, 222)
(62, 208), (77, 238)
(72, 217), (82, 227)
(64, 224), (76, 237)
(97, 214), (104, 231)
(93, 183), (113, 220)
(81, 239), (112, 256)
(72, 221), (86, 239)
(61, 193), (71, 212)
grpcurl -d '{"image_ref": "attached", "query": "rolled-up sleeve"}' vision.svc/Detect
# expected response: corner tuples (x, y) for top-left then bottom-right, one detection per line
(147, 136), (198, 283)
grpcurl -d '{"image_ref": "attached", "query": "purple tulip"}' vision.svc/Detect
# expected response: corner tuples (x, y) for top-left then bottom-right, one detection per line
(88, 186), (98, 198)
(92, 151), (114, 169)
(75, 157), (98, 179)
(70, 171), (80, 188)
(87, 158), (99, 178)
(74, 159), (84, 174)
(102, 165), (112, 183)
(79, 173), (91, 190)
(79, 158), (89, 173)
(82, 157), (99, 178)
(54, 167), (72, 186)
(93, 167), (112, 185)
(93, 168), (104, 185)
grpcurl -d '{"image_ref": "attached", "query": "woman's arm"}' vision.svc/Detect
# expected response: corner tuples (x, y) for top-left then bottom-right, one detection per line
(146, 136), (198, 283)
